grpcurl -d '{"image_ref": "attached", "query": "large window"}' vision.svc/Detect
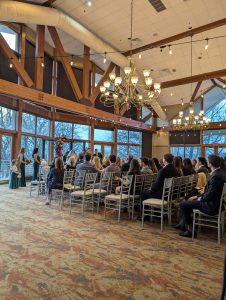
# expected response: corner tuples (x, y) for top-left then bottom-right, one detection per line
(117, 129), (142, 159)
(0, 106), (16, 130)
(22, 113), (36, 134)
(203, 129), (226, 144)
(55, 121), (73, 138)
(0, 24), (18, 52)
(94, 129), (114, 142)
(74, 124), (90, 140)
(117, 145), (128, 160)
(204, 87), (226, 122)
(21, 135), (35, 175)
(129, 131), (141, 144)
(185, 147), (201, 159)
(117, 129), (128, 143)
(37, 117), (50, 136)
(170, 147), (184, 157)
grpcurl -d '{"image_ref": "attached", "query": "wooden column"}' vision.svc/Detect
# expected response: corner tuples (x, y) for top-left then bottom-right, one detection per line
(82, 45), (90, 98)
(91, 63), (96, 92)
(35, 25), (45, 90)
(18, 25), (26, 85)
(52, 48), (57, 96)
(14, 100), (23, 158)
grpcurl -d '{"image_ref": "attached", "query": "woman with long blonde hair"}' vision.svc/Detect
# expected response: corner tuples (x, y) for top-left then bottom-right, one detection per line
(92, 156), (103, 170)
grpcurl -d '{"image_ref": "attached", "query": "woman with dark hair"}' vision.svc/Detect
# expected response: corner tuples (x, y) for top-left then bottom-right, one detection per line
(32, 148), (41, 180)
(46, 157), (65, 205)
(153, 158), (162, 171)
(196, 157), (209, 174)
(191, 159), (197, 168)
(182, 158), (196, 175)
(18, 147), (26, 187)
(148, 158), (158, 173)
(173, 156), (183, 176)
(128, 159), (141, 176)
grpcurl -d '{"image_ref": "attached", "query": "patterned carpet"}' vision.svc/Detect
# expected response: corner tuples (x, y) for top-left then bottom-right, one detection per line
(0, 185), (225, 300)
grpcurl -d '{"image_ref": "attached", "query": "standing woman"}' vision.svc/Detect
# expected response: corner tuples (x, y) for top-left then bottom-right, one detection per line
(18, 147), (26, 187)
(32, 148), (41, 180)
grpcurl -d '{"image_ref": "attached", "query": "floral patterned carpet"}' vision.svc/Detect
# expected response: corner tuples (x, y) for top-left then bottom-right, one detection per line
(0, 184), (225, 300)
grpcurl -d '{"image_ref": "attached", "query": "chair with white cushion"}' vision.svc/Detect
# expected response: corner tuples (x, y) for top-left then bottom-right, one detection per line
(30, 169), (46, 197)
(142, 178), (173, 231)
(130, 174), (144, 219)
(59, 170), (75, 209)
(69, 172), (97, 216)
(192, 183), (226, 244)
(104, 175), (133, 222)
(142, 174), (154, 192)
(91, 172), (111, 213)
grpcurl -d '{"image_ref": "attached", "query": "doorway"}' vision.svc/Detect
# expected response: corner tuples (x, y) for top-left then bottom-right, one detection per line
(94, 144), (113, 156)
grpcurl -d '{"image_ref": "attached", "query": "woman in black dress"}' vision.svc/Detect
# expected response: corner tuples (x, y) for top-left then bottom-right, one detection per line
(46, 157), (65, 205)
(32, 148), (41, 180)
(18, 147), (26, 187)
(182, 158), (196, 175)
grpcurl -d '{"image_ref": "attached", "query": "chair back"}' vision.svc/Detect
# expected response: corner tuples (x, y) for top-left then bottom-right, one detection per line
(171, 177), (181, 201)
(99, 172), (111, 194)
(74, 170), (86, 188)
(131, 174), (144, 197)
(179, 176), (189, 199)
(218, 183), (226, 215)
(152, 173), (158, 183)
(162, 178), (173, 203)
(143, 174), (154, 191)
(63, 170), (74, 186)
(84, 173), (97, 191)
(121, 175), (133, 197)
(186, 174), (197, 195)
(109, 171), (121, 193)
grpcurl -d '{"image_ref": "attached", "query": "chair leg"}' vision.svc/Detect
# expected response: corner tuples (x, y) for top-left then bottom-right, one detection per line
(161, 208), (163, 232)
(69, 195), (72, 214)
(192, 212), (196, 240)
(118, 203), (121, 223)
(218, 221), (221, 245)
(142, 205), (144, 227)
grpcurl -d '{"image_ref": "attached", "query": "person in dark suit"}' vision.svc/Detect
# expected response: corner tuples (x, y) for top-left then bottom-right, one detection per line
(121, 154), (133, 173)
(141, 153), (179, 201)
(180, 155), (226, 238)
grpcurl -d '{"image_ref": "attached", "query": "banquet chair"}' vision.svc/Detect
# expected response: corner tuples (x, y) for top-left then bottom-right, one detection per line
(69, 173), (97, 216)
(109, 171), (121, 194)
(59, 170), (75, 209)
(104, 175), (133, 222)
(142, 174), (154, 191)
(129, 174), (144, 219)
(142, 178), (173, 232)
(30, 169), (46, 197)
(192, 183), (226, 244)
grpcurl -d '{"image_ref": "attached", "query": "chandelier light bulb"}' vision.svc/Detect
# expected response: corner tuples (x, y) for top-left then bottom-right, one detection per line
(104, 81), (110, 88)
(145, 77), (153, 86)
(178, 119), (181, 124)
(195, 116), (199, 120)
(113, 94), (118, 99)
(41, 62), (45, 68)
(105, 91), (110, 96)
(109, 72), (116, 81)
(138, 94), (143, 100)
(200, 110), (204, 115)
(154, 83), (161, 90)
(70, 60), (74, 66)
(124, 66), (132, 75)
(9, 62), (13, 68)
(185, 116), (189, 121)
(139, 53), (142, 59)
(131, 76), (138, 85)
(115, 77), (122, 85)
(205, 38), (209, 50)
(100, 86), (106, 93)
(173, 119), (176, 125)
(87, 0), (92, 7)
(143, 69), (150, 77)
(169, 45), (172, 55)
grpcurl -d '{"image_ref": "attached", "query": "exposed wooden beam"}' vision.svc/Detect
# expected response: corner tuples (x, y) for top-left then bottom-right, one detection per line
(18, 24), (26, 85)
(142, 112), (152, 123)
(124, 18), (226, 56)
(47, 26), (82, 101)
(82, 45), (90, 98)
(217, 78), (226, 85)
(0, 33), (34, 87)
(89, 62), (115, 104)
(0, 79), (152, 131)
(190, 81), (202, 102)
(35, 25), (45, 90)
(52, 48), (57, 96)
(161, 69), (226, 89)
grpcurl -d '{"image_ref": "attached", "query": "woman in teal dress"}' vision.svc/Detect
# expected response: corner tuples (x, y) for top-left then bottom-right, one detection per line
(9, 159), (20, 189)
(18, 147), (26, 187)
(32, 147), (41, 180)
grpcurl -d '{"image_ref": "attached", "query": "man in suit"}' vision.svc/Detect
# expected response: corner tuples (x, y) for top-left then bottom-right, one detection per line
(104, 154), (121, 174)
(121, 154), (133, 173)
(141, 153), (179, 202)
(76, 152), (101, 186)
(180, 155), (226, 238)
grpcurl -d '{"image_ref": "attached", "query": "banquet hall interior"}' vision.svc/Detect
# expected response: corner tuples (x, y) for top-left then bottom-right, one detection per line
(0, 0), (226, 299)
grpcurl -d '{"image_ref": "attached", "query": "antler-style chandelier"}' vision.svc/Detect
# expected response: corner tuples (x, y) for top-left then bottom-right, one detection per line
(99, 0), (161, 110)
(172, 36), (211, 130)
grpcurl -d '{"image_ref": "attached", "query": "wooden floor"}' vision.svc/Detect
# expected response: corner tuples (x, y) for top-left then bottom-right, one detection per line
(0, 184), (225, 300)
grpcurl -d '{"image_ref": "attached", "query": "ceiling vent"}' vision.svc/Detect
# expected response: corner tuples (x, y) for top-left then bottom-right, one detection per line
(148, 0), (166, 12)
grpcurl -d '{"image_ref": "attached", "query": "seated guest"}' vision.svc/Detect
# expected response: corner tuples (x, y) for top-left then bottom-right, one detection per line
(46, 157), (64, 205)
(103, 155), (110, 168)
(179, 155), (226, 237)
(148, 158), (158, 173)
(191, 159), (197, 169)
(92, 156), (103, 170)
(182, 158), (196, 175)
(173, 156), (183, 176)
(97, 152), (103, 165)
(141, 153), (179, 201)
(140, 157), (153, 174)
(76, 153), (101, 186)
(104, 154), (121, 173)
(65, 156), (77, 171)
(153, 158), (163, 171)
(116, 156), (122, 169)
(196, 157), (209, 174)
(76, 152), (84, 167)
(121, 154), (133, 173)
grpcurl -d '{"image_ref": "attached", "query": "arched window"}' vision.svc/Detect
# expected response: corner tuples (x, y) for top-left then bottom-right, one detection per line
(0, 24), (18, 52)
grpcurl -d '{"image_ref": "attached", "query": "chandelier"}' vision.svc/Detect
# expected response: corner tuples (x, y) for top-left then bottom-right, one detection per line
(99, 0), (161, 111)
(172, 36), (211, 130)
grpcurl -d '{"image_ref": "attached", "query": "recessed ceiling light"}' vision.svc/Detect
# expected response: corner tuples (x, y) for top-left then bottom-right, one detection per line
(87, 1), (92, 7)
